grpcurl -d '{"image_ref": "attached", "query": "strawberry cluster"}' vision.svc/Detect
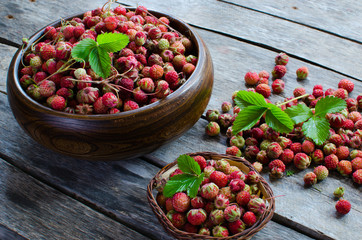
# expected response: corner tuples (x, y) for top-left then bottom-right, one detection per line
(204, 52), (362, 187)
(156, 158), (268, 237)
(19, 5), (196, 114)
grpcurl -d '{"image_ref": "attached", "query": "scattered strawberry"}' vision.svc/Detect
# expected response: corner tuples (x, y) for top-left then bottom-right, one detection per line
(335, 199), (351, 215)
(296, 66), (308, 80)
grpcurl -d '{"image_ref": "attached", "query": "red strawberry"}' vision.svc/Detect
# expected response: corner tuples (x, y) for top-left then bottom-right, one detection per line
(40, 44), (56, 61)
(337, 160), (352, 176)
(186, 209), (207, 225)
(352, 169), (362, 184)
(210, 171), (228, 188)
(149, 64), (164, 80)
(272, 65), (287, 79)
(335, 199), (351, 215)
(38, 80), (56, 97)
(172, 192), (190, 213)
(324, 154), (339, 170)
(271, 79), (285, 94)
(49, 95), (66, 110)
(244, 72), (259, 85)
(243, 211), (256, 226)
(338, 79), (354, 93)
(255, 84), (271, 98)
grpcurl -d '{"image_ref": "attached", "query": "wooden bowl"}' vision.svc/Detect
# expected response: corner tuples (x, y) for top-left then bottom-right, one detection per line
(147, 152), (275, 239)
(7, 9), (213, 161)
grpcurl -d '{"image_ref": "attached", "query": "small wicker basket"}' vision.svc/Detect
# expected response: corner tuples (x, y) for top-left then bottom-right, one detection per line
(147, 152), (275, 240)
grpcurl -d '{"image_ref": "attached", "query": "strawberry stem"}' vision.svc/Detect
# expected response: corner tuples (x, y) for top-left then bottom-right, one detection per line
(276, 93), (309, 107)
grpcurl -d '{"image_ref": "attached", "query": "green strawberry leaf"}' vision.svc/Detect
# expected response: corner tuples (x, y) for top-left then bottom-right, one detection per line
(284, 103), (313, 124)
(187, 173), (205, 198)
(314, 96), (347, 117)
(302, 116), (330, 145)
(232, 105), (267, 135)
(177, 154), (201, 175)
(97, 32), (129, 53)
(163, 173), (203, 198)
(71, 38), (97, 62)
(88, 47), (111, 78)
(234, 91), (268, 110)
(265, 104), (294, 133)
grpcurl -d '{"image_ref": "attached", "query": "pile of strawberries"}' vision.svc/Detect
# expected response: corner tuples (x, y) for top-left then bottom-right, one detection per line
(204, 52), (361, 214)
(156, 158), (268, 237)
(19, 5), (196, 114)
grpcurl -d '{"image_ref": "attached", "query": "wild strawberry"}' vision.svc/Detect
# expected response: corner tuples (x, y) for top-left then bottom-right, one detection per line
(244, 145), (259, 160)
(48, 95), (66, 111)
(19, 75), (33, 88)
(296, 66), (308, 79)
(123, 100), (139, 111)
(44, 26), (56, 39)
(301, 139), (315, 154)
(170, 41), (185, 55)
(104, 16), (119, 31)
(205, 122), (220, 136)
(189, 156), (205, 172)
(212, 225), (229, 237)
(214, 194), (229, 209)
(349, 135), (361, 148)
(209, 209), (225, 225)
(333, 88), (348, 99)
(172, 192), (190, 213)
(352, 169), (362, 184)
(76, 87), (99, 104)
(290, 142), (302, 154)
(294, 153), (311, 169)
(335, 199), (351, 215)
(337, 160), (352, 176)
(228, 179), (245, 193)
(186, 209), (207, 225)
(55, 42), (72, 60)
(304, 172), (317, 186)
(246, 171), (259, 183)
(75, 103), (93, 114)
(293, 88), (306, 98)
(101, 92), (118, 108)
(244, 72), (259, 85)
(280, 149), (294, 165)
(351, 157), (362, 171)
(220, 101), (232, 113)
(267, 142), (283, 159)
(256, 150), (269, 164)
(182, 63), (195, 76)
(38, 80), (56, 97)
(333, 187), (345, 198)
(336, 146), (349, 160)
(40, 44), (56, 61)
(272, 65), (287, 79)
(313, 165), (329, 181)
(311, 150), (325, 164)
(275, 52), (289, 65)
(200, 183), (219, 200)
(148, 64), (164, 80)
(253, 162), (263, 173)
(210, 171), (228, 188)
(324, 154), (339, 170)
(338, 79), (354, 93)
(236, 191), (250, 206)
(268, 159), (286, 172)
(172, 54), (186, 70)
(248, 198), (266, 216)
(255, 84), (271, 98)
(223, 205), (241, 222)
(323, 143), (337, 155)
(271, 79), (285, 94)
(259, 70), (270, 79)
(33, 71), (48, 84)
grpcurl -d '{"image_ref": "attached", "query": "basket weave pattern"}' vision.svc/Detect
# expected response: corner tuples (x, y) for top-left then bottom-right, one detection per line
(147, 152), (275, 239)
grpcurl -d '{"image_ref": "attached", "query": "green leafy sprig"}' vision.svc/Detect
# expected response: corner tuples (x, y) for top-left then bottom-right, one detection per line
(233, 91), (346, 145)
(163, 155), (205, 198)
(71, 32), (129, 78)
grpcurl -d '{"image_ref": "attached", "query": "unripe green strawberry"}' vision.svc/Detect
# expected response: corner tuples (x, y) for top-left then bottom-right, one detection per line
(333, 187), (345, 198)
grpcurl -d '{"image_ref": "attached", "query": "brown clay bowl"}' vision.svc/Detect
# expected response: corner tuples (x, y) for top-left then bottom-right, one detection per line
(7, 9), (213, 161)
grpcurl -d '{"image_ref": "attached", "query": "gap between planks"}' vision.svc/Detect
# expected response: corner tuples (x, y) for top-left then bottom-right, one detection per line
(217, 0), (362, 45)
(0, 152), (158, 240)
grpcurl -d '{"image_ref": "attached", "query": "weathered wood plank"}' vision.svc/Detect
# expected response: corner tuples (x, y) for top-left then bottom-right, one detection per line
(0, 158), (151, 240)
(222, 0), (362, 43)
(0, 224), (26, 240)
(123, 0), (362, 80)
(0, 43), (315, 240)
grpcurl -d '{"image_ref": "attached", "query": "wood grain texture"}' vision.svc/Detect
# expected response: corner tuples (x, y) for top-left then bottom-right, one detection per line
(0, 224), (26, 240)
(123, 0), (362, 80)
(0, 158), (151, 240)
(222, 0), (362, 43)
(6, 10), (213, 160)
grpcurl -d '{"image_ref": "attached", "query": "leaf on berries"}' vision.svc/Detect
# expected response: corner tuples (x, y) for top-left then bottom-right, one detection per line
(71, 38), (97, 62)
(314, 96), (347, 117)
(302, 116), (330, 145)
(232, 105), (267, 135)
(163, 173), (204, 198)
(234, 91), (268, 110)
(284, 103), (313, 124)
(97, 32), (129, 53)
(177, 154), (201, 175)
(265, 104), (294, 133)
(89, 47), (111, 78)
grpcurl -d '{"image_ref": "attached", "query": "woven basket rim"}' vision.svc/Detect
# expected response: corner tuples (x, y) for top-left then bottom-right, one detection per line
(147, 152), (275, 240)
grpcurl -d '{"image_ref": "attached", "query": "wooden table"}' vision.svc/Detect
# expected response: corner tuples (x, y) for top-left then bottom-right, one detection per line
(0, 0), (361, 239)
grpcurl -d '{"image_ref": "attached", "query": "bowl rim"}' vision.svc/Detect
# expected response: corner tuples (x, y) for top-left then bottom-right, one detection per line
(10, 7), (206, 120)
